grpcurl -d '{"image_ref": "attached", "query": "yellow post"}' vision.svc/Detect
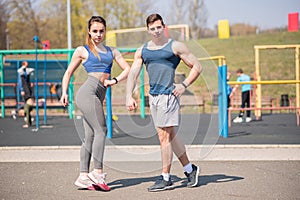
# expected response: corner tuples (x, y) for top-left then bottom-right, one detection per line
(218, 20), (230, 39)
(255, 46), (262, 119)
(106, 31), (117, 47)
(295, 46), (300, 114)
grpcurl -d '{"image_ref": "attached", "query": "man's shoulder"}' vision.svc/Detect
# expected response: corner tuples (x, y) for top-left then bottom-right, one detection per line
(170, 39), (188, 55)
(171, 39), (183, 47)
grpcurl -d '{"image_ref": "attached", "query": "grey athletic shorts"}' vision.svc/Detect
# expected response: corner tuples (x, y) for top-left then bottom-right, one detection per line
(149, 93), (180, 127)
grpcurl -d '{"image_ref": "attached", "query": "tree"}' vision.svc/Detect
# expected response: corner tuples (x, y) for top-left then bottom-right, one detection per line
(69, 0), (90, 47)
(3, 0), (155, 49)
(6, 0), (41, 49)
(39, 0), (89, 48)
(0, 0), (10, 49)
(169, 0), (208, 39)
(38, 0), (68, 48)
(90, 0), (150, 47)
(188, 0), (207, 39)
(91, 0), (146, 29)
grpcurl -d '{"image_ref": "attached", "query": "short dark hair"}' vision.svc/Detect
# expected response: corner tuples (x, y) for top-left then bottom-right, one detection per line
(236, 68), (243, 73)
(146, 14), (165, 28)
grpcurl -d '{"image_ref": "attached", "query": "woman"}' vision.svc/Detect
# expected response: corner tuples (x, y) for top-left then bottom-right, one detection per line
(61, 16), (130, 191)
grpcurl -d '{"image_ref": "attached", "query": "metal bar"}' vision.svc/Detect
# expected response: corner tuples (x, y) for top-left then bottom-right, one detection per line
(106, 78), (113, 139)
(139, 66), (145, 119)
(222, 65), (228, 138)
(228, 80), (300, 85)
(218, 67), (223, 137)
(0, 54), (4, 118)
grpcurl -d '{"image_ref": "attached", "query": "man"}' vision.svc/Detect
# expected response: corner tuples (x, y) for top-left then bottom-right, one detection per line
(230, 68), (252, 123)
(126, 14), (202, 192)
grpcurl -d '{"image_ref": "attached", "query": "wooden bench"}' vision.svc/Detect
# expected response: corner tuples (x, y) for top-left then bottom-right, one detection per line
(106, 95), (206, 113)
(180, 95), (206, 113)
(230, 95), (275, 109)
(0, 98), (66, 117)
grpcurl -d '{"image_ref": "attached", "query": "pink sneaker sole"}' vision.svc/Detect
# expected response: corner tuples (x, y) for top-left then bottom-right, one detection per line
(94, 183), (111, 191)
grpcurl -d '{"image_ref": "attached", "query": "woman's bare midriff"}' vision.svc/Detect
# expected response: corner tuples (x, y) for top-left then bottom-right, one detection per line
(88, 72), (110, 84)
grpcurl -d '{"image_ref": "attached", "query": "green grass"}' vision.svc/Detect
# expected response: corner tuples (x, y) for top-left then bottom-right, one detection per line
(198, 31), (300, 98)
(199, 31), (300, 72)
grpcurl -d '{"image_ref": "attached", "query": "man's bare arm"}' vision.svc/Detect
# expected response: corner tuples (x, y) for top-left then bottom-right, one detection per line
(126, 47), (144, 110)
(173, 41), (202, 87)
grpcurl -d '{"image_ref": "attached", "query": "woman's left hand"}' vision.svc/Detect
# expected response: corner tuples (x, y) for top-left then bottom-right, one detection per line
(104, 79), (116, 87)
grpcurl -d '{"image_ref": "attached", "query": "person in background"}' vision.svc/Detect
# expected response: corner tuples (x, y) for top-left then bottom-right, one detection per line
(227, 72), (232, 108)
(17, 61), (35, 128)
(11, 67), (25, 120)
(230, 68), (252, 123)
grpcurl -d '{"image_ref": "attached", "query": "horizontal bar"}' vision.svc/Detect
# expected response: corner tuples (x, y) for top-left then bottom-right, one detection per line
(228, 80), (300, 85)
(254, 45), (300, 50)
(0, 48), (137, 55)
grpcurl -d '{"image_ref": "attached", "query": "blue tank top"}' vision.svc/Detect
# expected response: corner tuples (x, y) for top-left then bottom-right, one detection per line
(142, 40), (181, 95)
(83, 45), (113, 73)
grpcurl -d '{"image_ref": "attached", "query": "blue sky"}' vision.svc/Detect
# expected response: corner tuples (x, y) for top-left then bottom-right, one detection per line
(156, 0), (300, 30)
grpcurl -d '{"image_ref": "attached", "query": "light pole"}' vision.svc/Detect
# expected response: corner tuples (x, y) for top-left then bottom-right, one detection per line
(67, 0), (74, 119)
(5, 29), (10, 50)
(67, 0), (72, 49)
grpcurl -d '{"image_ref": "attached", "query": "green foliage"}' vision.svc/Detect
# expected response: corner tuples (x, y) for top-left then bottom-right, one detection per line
(0, 0), (9, 49)
(3, 0), (149, 49)
(6, 0), (41, 49)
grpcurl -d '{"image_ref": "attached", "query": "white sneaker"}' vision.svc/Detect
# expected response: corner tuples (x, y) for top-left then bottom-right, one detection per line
(74, 176), (95, 190)
(245, 117), (252, 123)
(233, 117), (243, 123)
(11, 110), (17, 120)
(88, 171), (111, 191)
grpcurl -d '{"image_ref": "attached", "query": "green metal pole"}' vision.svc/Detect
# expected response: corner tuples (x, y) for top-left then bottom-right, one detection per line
(0, 54), (4, 118)
(68, 50), (74, 119)
(139, 66), (145, 118)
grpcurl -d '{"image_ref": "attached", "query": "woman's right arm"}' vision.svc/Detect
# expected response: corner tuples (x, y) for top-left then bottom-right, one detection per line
(60, 46), (85, 106)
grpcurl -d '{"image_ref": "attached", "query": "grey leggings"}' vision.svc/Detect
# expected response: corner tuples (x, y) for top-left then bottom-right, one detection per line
(76, 76), (107, 172)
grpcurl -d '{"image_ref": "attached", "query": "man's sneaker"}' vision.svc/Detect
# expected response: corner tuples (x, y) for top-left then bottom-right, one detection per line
(233, 117), (243, 123)
(184, 164), (200, 188)
(245, 117), (252, 123)
(88, 171), (111, 191)
(148, 175), (174, 192)
(74, 176), (96, 190)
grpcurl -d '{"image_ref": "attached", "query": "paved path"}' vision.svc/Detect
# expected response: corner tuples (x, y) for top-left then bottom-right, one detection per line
(0, 161), (299, 200)
(0, 113), (299, 199)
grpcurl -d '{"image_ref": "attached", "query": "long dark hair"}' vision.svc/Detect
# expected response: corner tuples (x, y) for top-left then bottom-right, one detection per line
(86, 16), (107, 59)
